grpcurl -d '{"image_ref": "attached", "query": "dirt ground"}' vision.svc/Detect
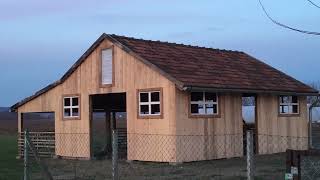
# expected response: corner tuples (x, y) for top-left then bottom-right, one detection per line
(28, 153), (286, 180)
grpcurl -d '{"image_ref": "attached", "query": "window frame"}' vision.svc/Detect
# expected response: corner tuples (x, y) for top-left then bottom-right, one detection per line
(189, 91), (220, 118)
(62, 94), (81, 120)
(100, 46), (115, 87)
(278, 95), (300, 117)
(137, 88), (163, 119)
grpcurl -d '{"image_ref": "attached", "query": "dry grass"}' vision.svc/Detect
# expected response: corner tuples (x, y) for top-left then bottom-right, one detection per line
(26, 153), (286, 180)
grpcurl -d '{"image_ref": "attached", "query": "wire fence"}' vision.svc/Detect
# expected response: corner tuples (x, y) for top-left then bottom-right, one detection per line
(301, 154), (320, 180)
(20, 129), (320, 180)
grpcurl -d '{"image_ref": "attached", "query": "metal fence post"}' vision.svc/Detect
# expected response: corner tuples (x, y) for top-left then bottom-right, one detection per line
(309, 106), (313, 149)
(112, 129), (119, 180)
(24, 130), (29, 180)
(247, 130), (254, 180)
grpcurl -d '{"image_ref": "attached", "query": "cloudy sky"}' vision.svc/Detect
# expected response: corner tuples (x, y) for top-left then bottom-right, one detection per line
(0, 0), (319, 106)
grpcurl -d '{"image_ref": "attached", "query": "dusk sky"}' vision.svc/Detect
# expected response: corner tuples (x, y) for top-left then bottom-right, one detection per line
(0, 0), (319, 106)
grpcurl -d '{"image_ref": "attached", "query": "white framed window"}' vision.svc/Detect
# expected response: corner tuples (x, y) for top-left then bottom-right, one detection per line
(63, 96), (80, 118)
(101, 48), (113, 85)
(138, 90), (161, 117)
(279, 95), (299, 115)
(190, 92), (218, 115)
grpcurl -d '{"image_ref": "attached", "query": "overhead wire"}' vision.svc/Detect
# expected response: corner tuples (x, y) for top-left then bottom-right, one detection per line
(258, 0), (320, 35)
(306, 0), (320, 9)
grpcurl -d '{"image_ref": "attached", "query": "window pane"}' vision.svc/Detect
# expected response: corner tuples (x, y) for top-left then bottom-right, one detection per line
(205, 104), (218, 114)
(64, 108), (71, 117)
(72, 108), (79, 117)
(64, 98), (70, 106)
(282, 96), (290, 103)
(198, 104), (205, 114)
(151, 104), (160, 114)
(206, 104), (214, 114)
(151, 92), (160, 102)
(283, 106), (289, 113)
(292, 105), (298, 113)
(205, 92), (217, 102)
(191, 104), (199, 114)
(213, 104), (217, 114)
(292, 96), (298, 103)
(140, 105), (149, 115)
(191, 92), (203, 102)
(101, 49), (113, 84)
(191, 104), (204, 114)
(72, 97), (79, 106)
(140, 93), (149, 103)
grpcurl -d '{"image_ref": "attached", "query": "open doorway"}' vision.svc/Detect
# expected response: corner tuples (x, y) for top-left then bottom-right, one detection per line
(90, 93), (127, 159)
(20, 112), (55, 157)
(242, 94), (257, 154)
(22, 112), (55, 132)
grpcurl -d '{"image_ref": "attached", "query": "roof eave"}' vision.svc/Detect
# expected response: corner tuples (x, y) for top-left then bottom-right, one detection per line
(183, 85), (319, 96)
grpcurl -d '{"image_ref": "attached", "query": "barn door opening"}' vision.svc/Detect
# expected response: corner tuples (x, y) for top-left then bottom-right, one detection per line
(242, 94), (257, 154)
(20, 112), (55, 157)
(90, 93), (127, 159)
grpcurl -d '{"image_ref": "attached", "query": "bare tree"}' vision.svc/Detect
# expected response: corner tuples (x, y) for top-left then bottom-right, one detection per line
(242, 97), (255, 106)
(308, 81), (320, 105)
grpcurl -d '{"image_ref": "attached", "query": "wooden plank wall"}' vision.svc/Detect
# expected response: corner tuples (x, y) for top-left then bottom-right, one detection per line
(174, 91), (243, 162)
(256, 94), (308, 154)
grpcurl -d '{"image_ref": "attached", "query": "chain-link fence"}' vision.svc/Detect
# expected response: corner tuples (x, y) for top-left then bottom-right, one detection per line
(120, 132), (246, 179)
(285, 149), (320, 180)
(20, 129), (319, 180)
(22, 131), (113, 180)
(301, 155), (320, 180)
(253, 133), (308, 180)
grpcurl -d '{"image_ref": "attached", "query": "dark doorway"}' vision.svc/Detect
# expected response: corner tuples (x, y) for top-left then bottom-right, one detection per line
(242, 94), (257, 154)
(20, 112), (55, 157)
(90, 93), (127, 159)
(22, 112), (55, 132)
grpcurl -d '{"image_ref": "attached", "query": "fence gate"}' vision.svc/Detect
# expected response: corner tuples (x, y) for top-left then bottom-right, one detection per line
(19, 131), (55, 157)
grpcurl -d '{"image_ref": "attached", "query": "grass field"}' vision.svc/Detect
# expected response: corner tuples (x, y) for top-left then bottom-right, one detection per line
(0, 135), (23, 180)
(0, 133), (287, 180)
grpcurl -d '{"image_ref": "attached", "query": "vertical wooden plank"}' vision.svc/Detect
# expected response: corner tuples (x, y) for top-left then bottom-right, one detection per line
(18, 112), (23, 133)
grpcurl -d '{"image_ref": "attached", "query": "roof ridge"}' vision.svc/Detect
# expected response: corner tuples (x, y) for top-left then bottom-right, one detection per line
(109, 34), (244, 53)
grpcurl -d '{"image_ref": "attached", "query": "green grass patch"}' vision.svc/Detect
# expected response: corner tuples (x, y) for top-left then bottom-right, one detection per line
(0, 135), (23, 180)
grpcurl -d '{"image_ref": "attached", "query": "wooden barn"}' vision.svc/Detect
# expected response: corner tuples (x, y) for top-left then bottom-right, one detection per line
(11, 33), (318, 162)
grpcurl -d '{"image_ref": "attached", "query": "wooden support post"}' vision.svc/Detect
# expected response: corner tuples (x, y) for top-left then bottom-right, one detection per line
(89, 96), (93, 158)
(17, 113), (24, 159)
(105, 109), (112, 154)
(18, 112), (23, 133)
(111, 111), (116, 130)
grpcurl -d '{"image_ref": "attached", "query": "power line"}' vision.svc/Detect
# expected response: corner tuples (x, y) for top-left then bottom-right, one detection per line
(306, 0), (320, 9)
(258, 0), (320, 35)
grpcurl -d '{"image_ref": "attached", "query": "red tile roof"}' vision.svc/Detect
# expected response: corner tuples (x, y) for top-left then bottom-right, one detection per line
(110, 34), (316, 94)
(11, 33), (317, 110)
